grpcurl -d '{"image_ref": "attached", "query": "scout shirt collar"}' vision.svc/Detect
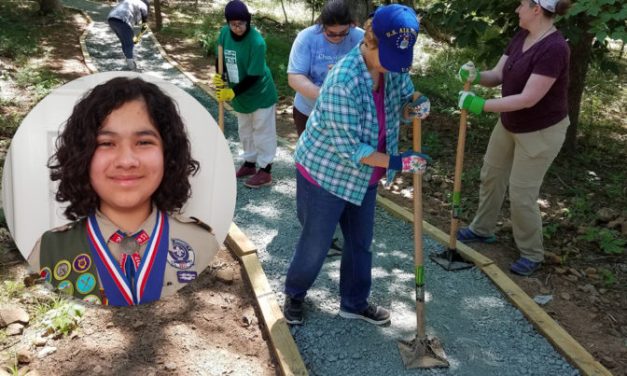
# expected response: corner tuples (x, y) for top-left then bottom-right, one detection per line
(95, 205), (157, 259)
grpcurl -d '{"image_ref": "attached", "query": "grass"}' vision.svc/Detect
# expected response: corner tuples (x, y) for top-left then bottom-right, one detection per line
(0, 1), (41, 59)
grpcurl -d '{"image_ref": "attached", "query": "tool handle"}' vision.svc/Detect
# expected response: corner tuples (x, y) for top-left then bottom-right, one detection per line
(218, 45), (224, 132)
(448, 81), (471, 250)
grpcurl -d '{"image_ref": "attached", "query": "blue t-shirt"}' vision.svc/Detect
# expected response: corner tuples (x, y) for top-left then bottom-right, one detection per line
(287, 24), (364, 115)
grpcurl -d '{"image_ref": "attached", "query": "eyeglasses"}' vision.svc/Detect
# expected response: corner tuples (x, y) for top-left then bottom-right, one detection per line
(324, 26), (350, 38)
(229, 21), (247, 29)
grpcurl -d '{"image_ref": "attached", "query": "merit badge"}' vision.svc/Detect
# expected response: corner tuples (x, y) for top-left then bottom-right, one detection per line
(167, 238), (195, 270)
(40, 267), (52, 283)
(83, 294), (102, 305)
(76, 272), (96, 295)
(57, 280), (74, 296)
(53, 260), (71, 281)
(72, 253), (92, 273)
(176, 271), (197, 283)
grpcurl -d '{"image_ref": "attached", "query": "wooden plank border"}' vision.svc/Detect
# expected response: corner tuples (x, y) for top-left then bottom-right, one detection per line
(228, 225), (308, 376)
(376, 195), (611, 376)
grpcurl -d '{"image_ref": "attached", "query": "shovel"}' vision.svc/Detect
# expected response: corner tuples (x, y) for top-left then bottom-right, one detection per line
(217, 45), (225, 132)
(398, 94), (449, 369)
(430, 79), (474, 271)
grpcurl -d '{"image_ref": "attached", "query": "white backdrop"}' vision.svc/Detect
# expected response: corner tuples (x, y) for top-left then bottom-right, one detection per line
(2, 72), (236, 260)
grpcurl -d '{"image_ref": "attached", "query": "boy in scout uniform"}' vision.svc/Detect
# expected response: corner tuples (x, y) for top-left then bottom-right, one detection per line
(28, 77), (220, 306)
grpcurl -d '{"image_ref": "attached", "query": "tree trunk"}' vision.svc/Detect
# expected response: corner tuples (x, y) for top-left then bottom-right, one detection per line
(153, 0), (162, 31)
(564, 22), (595, 153)
(279, 0), (289, 24)
(38, 0), (62, 15)
(353, 0), (374, 26)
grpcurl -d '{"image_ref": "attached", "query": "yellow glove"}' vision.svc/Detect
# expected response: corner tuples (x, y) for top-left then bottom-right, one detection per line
(213, 73), (226, 88)
(217, 87), (235, 102)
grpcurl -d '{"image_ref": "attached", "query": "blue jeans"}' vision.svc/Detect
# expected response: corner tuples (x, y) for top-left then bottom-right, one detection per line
(108, 18), (134, 59)
(284, 170), (377, 313)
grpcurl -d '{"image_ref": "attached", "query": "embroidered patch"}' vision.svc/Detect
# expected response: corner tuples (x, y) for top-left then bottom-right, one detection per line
(167, 238), (195, 270)
(57, 280), (74, 296)
(76, 272), (96, 294)
(53, 260), (71, 281)
(40, 267), (52, 283)
(83, 294), (102, 305)
(176, 271), (197, 283)
(72, 253), (92, 273)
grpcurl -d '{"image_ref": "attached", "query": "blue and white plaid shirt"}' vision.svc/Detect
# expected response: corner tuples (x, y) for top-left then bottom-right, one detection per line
(294, 45), (414, 205)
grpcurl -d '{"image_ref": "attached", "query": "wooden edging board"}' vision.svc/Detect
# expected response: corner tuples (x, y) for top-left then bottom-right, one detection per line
(227, 224), (308, 376)
(376, 195), (611, 376)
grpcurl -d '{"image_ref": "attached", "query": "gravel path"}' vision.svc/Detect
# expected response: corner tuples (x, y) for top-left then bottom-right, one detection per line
(63, 1), (580, 374)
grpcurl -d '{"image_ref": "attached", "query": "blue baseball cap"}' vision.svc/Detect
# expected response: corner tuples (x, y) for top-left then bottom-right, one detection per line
(372, 4), (419, 73)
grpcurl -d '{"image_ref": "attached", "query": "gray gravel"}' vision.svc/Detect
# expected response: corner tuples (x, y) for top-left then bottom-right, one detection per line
(64, 1), (580, 374)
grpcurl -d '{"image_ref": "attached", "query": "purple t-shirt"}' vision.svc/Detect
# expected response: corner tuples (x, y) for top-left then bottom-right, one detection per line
(501, 29), (570, 133)
(369, 73), (387, 185)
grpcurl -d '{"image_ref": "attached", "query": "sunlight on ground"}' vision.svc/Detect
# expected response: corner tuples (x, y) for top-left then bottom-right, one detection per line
(462, 295), (506, 310)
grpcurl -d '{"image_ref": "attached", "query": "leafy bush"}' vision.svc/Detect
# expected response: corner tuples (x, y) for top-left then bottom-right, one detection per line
(581, 227), (625, 255)
(40, 298), (85, 336)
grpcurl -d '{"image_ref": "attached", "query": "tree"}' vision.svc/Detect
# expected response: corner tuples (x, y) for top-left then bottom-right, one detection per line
(423, 0), (627, 152)
(153, 0), (163, 31)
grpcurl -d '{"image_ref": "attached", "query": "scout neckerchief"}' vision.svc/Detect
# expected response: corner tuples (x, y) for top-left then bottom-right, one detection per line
(111, 229), (149, 294)
(86, 210), (170, 306)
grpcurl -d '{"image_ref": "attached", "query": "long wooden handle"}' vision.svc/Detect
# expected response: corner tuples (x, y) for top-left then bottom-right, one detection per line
(448, 81), (471, 250)
(411, 93), (426, 338)
(218, 45), (224, 132)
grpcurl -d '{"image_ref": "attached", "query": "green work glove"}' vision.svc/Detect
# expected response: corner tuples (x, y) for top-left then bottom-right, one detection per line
(212, 73), (226, 88)
(458, 91), (485, 115)
(458, 61), (480, 85)
(217, 87), (235, 102)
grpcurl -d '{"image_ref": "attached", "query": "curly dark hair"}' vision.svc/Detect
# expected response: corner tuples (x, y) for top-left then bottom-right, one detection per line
(49, 76), (200, 220)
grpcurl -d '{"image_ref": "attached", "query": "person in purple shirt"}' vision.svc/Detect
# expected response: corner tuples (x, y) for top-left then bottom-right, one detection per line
(454, 0), (572, 276)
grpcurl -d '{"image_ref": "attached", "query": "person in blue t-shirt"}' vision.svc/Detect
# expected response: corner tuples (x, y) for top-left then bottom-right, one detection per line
(287, 0), (364, 136)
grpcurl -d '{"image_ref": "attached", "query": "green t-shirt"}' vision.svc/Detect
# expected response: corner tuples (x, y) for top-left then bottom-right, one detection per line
(217, 26), (278, 114)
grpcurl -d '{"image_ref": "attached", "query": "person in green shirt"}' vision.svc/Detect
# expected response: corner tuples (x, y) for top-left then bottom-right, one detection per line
(214, 0), (278, 188)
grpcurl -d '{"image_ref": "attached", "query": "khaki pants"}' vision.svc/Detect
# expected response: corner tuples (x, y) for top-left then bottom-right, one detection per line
(469, 117), (569, 262)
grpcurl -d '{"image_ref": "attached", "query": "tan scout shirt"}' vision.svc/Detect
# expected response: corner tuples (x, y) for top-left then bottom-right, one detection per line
(29, 207), (220, 300)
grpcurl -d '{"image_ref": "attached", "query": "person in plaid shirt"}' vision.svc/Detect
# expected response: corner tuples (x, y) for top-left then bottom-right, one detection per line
(283, 4), (431, 326)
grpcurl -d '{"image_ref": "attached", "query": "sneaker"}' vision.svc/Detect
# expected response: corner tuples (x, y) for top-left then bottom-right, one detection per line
(245, 170), (272, 188)
(236, 164), (256, 178)
(283, 297), (304, 325)
(510, 257), (542, 276)
(339, 304), (390, 325)
(457, 227), (497, 244)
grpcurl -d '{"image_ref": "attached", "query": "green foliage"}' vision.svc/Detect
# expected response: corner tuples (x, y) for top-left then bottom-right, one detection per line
(40, 298), (85, 336)
(564, 0), (627, 44)
(543, 222), (560, 240)
(0, 1), (41, 59)
(598, 267), (617, 287)
(264, 32), (295, 98)
(582, 227), (625, 255)
(1, 280), (25, 300)
(14, 66), (63, 101)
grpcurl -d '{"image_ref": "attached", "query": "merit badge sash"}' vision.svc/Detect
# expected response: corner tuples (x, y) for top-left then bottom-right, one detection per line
(86, 211), (170, 306)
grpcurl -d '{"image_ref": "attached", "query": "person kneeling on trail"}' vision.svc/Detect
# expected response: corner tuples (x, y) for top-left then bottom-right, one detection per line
(107, 0), (150, 71)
